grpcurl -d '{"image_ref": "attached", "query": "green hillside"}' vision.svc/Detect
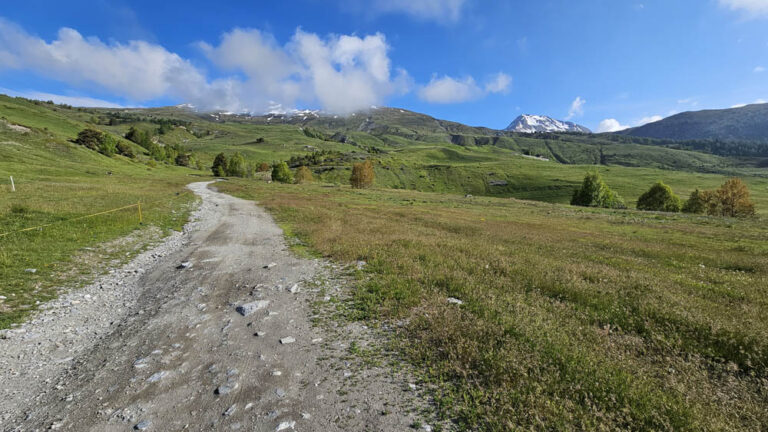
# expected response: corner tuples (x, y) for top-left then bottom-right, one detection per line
(0, 95), (199, 327)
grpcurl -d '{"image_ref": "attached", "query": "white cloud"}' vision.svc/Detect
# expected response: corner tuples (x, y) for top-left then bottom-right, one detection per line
(369, 0), (467, 23)
(596, 118), (630, 133)
(418, 72), (512, 104)
(0, 88), (122, 107)
(719, 0), (768, 16)
(418, 75), (482, 103)
(0, 18), (204, 101)
(484, 72), (512, 94)
(291, 30), (411, 114)
(565, 96), (585, 120)
(754, 65), (766, 73)
(0, 19), (413, 115)
(637, 115), (663, 125)
(731, 98), (767, 108)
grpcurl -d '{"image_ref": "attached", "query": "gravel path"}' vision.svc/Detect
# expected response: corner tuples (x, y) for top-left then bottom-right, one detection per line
(1, 182), (429, 432)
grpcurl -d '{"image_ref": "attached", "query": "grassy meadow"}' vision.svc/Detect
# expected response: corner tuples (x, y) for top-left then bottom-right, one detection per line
(0, 98), (201, 328)
(219, 179), (768, 431)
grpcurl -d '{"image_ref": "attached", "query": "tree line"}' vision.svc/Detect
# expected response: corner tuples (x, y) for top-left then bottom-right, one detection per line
(211, 152), (375, 189)
(571, 171), (756, 217)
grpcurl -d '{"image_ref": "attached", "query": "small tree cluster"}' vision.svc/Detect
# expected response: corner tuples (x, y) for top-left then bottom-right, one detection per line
(271, 162), (294, 183)
(75, 128), (132, 158)
(570, 171), (626, 209)
(636, 181), (682, 212)
(350, 160), (375, 189)
(682, 178), (755, 218)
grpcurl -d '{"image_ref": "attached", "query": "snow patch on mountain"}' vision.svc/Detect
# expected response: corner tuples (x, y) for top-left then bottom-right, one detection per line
(506, 115), (591, 133)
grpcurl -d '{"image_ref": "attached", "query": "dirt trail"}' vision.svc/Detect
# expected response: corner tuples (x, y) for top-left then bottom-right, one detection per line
(1, 182), (427, 432)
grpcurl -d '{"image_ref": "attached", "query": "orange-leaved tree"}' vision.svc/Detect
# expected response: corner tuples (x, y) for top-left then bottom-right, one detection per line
(350, 160), (375, 189)
(715, 178), (755, 217)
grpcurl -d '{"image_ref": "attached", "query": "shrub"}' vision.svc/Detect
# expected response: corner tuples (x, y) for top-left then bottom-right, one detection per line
(636, 181), (682, 212)
(257, 162), (271, 172)
(175, 153), (191, 167)
(212, 153), (228, 177)
(295, 166), (314, 184)
(715, 178), (755, 218)
(75, 128), (103, 151)
(682, 189), (707, 214)
(98, 133), (117, 157)
(116, 141), (135, 158)
(350, 160), (375, 189)
(271, 162), (294, 183)
(125, 126), (152, 149)
(227, 152), (247, 177)
(570, 171), (626, 209)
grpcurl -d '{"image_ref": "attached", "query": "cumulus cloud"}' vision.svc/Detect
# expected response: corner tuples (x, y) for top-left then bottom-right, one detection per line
(0, 19), (411, 114)
(484, 72), (512, 94)
(565, 96), (585, 120)
(719, 0), (768, 16)
(291, 30), (411, 114)
(419, 76), (482, 103)
(0, 18), (205, 101)
(369, 0), (467, 23)
(418, 72), (511, 104)
(732, 98), (767, 108)
(596, 118), (630, 133)
(0, 87), (123, 107)
(637, 115), (663, 125)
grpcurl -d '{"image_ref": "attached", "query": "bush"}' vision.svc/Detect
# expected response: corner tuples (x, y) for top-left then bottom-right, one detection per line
(257, 162), (271, 172)
(98, 133), (117, 157)
(636, 181), (682, 212)
(175, 153), (191, 167)
(682, 189), (707, 214)
(350, 160), (375, 189)
(570, 171), (626, 209)
(271, 162), (294, 183)
(295, 166), (314, 184)
(227, 152), (247, 177)
(116, 141), (135, 158)
(125, 126), (152, 149)
(212, 153), (228, 177)
(714, 178), (755, 218)
(75, 128), (103, 151)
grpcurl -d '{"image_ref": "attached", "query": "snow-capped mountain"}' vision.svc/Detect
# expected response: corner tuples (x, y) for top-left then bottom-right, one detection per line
(505, 115), (591, 133)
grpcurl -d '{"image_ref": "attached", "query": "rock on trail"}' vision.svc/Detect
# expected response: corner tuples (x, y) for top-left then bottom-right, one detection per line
(0, 181), (431, 431)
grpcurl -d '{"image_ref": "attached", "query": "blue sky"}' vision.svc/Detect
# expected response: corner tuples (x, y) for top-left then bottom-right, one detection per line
(0, 0), (767, 131)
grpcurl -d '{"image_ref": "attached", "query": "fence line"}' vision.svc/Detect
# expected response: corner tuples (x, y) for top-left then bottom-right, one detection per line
(0, 191), (194, 238)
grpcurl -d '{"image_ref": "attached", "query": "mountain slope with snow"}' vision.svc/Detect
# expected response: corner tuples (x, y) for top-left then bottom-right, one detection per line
(506, 115), (591, 133)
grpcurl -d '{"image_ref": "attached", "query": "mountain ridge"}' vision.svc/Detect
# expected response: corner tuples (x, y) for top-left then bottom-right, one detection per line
(619, 103), (768, 141)
(506, 114), (591, 134)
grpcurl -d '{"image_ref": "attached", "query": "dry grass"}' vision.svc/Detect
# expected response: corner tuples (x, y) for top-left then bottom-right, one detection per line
(220, 180), (768, 431)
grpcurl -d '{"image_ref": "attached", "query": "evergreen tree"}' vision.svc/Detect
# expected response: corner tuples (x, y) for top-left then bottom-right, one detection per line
(212, 153), (228, 177)
(570, 171), (626, 209)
